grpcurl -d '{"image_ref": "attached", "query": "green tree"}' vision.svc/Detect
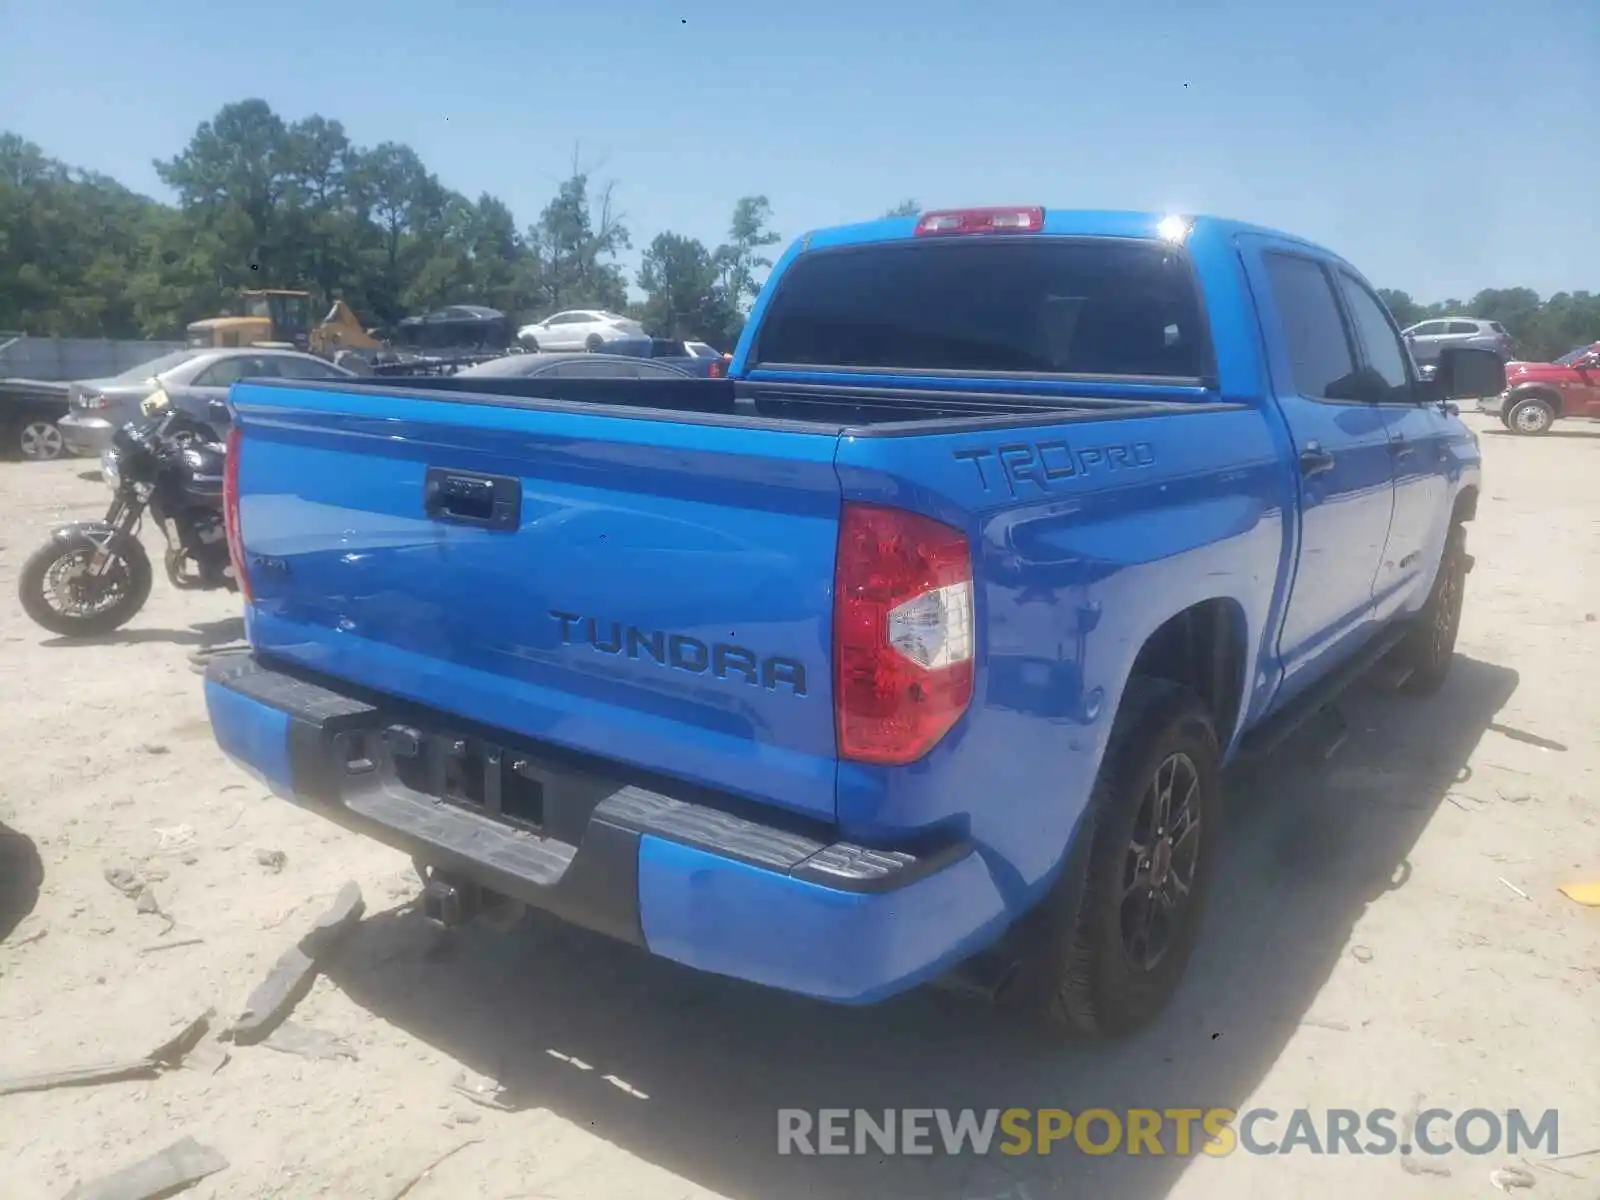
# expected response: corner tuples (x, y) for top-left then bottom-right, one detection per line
(636, 231), (738, 343)
(0, 133), (167, 336)
(525, 172), (630, 315)
(156, 99), (296, 293)
(882, 198), (921, 218)
(1376, 289), (1423, 330)
(715, 195), (781, 312)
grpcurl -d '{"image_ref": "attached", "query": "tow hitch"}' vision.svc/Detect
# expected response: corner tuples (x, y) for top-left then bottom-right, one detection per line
(416, 865), (524, 931)
(420, 872), (482, 928)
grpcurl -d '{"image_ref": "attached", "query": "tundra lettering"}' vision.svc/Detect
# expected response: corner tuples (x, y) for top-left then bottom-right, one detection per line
(548, 609), (808, 696)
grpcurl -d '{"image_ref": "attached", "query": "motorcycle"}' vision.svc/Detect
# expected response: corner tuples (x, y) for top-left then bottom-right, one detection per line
(17, 389), (235, 638)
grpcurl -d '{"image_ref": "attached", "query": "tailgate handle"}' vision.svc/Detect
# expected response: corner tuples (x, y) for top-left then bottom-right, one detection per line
(423, 468), (520, 531)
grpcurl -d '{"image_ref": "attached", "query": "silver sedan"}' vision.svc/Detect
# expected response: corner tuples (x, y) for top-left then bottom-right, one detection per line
(58, 347), (355, 457)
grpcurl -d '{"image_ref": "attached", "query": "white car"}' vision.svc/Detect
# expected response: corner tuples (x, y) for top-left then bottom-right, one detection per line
(516, 310), (645, 351)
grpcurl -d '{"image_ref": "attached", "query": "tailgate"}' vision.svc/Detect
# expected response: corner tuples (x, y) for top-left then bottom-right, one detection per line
(229, 381), (842, 820)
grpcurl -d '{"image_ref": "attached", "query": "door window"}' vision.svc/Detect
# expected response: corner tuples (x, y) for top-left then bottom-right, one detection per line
(1336, 273), (1413, 402)
(1262, 253), (1358, 400)
(1409, 321), (1448, 337)
(194, 356), (282, 387)
(1446, 320), (1479, 335)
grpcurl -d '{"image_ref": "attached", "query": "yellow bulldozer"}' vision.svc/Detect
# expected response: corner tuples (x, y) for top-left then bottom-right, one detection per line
(185, 290), (383, 361)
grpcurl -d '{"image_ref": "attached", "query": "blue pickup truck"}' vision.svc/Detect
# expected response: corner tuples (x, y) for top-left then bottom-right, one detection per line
(203, 207), (1503, 1036)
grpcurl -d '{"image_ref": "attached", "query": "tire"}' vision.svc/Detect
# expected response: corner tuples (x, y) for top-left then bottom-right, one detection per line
(18, 530), (153, 638)
(15, 415), (67, 462)
(1392, 522), (1468, 696)
(584, 333), (604, 352)
(521, 336), (539, 352)
(1506, 396), (1555, 436)
(1008, 677), (1220, 1038)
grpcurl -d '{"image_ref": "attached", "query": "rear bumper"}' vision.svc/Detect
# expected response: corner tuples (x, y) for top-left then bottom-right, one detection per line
(203, 653), (1003, 1003)
(58, 413), (114, 456)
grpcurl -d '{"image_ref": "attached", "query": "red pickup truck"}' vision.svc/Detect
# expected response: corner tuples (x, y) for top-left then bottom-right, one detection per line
(1480, 341), (1600, 435)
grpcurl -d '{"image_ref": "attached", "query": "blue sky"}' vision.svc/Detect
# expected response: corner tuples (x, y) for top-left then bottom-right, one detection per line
(1, 0), (1594, 301)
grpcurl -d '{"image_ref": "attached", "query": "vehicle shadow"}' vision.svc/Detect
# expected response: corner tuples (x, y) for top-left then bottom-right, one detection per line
(1479, 427), (1599, 440)
(0, 821), (44, 944)
(41, 615), (244, 649)
(327, 655), (1519, 1200)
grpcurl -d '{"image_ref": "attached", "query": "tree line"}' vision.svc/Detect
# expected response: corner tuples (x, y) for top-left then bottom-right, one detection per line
(3, 100), (1596, 362)
(0, 100), (782, 351)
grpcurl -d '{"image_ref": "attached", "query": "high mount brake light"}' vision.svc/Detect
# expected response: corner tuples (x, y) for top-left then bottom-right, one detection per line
(833, 503), (975, 765)
(913, 207), (1045, 237)
(223, 424), (252, 603)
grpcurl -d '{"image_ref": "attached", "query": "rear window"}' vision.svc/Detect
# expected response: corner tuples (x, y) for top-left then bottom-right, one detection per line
(753, 238), (1209, 378)
(118, 349), (201, 379)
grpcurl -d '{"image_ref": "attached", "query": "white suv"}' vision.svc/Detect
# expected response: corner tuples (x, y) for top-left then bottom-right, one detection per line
(516, 310), (645, 351)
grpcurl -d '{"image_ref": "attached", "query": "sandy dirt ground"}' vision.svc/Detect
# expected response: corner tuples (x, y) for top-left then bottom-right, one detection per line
(0, 414), (1596, 1200)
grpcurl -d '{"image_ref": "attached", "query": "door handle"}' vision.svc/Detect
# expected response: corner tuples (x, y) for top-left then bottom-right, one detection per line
(1390, 436), (1415, 460)
(1299, 443), (1335, 477)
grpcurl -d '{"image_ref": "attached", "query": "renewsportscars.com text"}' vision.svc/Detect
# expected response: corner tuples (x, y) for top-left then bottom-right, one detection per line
(777, 1107), (1559, 1158)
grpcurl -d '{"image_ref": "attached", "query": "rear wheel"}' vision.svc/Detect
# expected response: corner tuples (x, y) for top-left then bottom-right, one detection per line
(1391, 522), (1468, 696)
(584, 333), (604, 352)
(15, 415), (66, 462)
(17, 530), (153, 637)
(1506, 396), (1555, 436)
(1008, 677), (1220, 1037)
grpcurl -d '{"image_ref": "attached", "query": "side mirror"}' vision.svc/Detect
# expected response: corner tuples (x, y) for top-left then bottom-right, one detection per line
(1429, 345), (1506, 402)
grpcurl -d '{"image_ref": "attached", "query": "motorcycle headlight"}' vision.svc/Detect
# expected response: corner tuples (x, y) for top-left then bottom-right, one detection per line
(100, 448), (121, 489)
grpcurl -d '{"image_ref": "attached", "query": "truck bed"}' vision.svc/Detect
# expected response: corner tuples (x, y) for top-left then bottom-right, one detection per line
(224, 373), (1242, 826)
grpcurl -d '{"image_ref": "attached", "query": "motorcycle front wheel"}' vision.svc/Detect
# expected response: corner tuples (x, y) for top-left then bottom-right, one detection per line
(18, 529), (154, 638)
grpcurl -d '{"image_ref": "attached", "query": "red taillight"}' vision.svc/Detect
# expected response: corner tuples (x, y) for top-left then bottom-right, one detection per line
(834, 503), (975, 765)
(914, 206), (1044, 237)
(708, 357), (727, 379)
(223, 424), (252, 603)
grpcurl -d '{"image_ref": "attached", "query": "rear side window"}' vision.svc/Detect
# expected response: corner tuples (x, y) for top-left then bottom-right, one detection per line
(1337, 273), (1412, 397)
(1447, 320), (1479, 334)
(1262, 253), (1356, 399)
(753, 238), (1209, 378)
(273, 355), (346, 380)
(196, 356), (279, 387)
